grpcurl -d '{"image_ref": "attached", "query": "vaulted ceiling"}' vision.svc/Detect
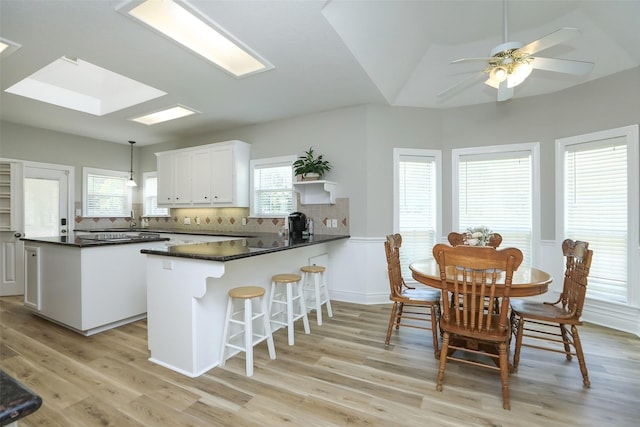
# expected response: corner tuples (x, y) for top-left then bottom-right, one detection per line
(1, 0), (639, 146)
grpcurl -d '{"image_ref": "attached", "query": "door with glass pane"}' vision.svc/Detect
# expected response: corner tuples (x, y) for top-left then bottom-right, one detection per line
(0, 163), (70, 296)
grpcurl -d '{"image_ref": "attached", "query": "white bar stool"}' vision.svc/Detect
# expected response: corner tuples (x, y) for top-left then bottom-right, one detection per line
(300, 265), (333, 325)
(220, 286), (276, 376)
(269, 273), (310, 345)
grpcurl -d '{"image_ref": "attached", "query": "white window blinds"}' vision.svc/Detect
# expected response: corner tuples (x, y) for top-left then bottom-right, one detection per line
(564, 137), (628, 302)
(84, 168), (131, 217)
(457, 149), (533, 265)
(397, 153), (437, 280)
(251, 157), (294, 217)
(143, 173), (169, 216)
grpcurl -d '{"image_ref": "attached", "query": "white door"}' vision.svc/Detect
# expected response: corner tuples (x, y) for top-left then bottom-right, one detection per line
(0, 161), (24, 296)
(24, 166), (70, 238)
(0, 161), (72, 296)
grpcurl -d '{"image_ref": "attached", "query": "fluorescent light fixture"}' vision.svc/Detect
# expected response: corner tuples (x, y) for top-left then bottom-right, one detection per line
(122, 0), (272, 77)
(131, 105), (199, 125)
(0, 37), (21, 59)
(5, 56), (166, 115)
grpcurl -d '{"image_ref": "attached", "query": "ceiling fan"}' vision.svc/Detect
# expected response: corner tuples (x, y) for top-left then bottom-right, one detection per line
(438, 0), (594, 102)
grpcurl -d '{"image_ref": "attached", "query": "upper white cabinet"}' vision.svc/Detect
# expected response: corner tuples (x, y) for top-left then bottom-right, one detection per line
(156, 140), (250, 208)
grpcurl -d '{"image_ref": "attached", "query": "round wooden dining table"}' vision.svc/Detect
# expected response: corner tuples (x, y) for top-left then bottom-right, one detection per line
(409, 259), (553, 297)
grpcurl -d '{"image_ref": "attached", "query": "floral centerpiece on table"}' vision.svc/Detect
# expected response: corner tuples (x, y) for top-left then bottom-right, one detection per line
(465, 226), (494, 246)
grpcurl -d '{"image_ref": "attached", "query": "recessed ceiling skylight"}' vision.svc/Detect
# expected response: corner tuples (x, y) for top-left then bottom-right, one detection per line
(121, 0), (272, 77)
(131, 105), (199, 125)
(4, 56), (166, 116)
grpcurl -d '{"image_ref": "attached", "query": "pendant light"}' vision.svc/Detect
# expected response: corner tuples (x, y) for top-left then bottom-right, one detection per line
(126, 140), (137, 187)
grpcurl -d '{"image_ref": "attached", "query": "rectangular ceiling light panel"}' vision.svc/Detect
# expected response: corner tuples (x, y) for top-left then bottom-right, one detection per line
(5, 57), (166, 116)
(131, 105), (199, 125)
(125, 0), (271, 77)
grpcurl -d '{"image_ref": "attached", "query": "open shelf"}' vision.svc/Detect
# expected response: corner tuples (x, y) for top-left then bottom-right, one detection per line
(293, 180), (337, 205)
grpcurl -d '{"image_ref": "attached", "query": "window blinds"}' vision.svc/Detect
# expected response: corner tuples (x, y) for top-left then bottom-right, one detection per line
(565, 137), (627, 302)
(458, 150), (532, 265)
(398, 154), (437, 280)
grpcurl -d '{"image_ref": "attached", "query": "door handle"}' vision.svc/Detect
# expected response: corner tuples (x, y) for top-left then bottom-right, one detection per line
(14, 232), (23, 238)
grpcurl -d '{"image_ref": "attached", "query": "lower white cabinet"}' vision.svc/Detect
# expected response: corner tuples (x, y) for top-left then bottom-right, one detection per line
(156, 140), (250, 208)
(23, 241), (158, 335)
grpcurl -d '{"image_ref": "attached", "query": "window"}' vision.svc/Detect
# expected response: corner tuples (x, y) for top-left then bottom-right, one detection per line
(143, 172), (169, 216)
(557, 125), (639, 305)
(393, 148), (441, 280)
(452, 143), (539, 266)
(250, 156), (296, 217)
(83, 167), (132, 217)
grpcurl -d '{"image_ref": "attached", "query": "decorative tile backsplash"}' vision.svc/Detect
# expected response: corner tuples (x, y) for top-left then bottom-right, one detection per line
(74, 197), (349, 235)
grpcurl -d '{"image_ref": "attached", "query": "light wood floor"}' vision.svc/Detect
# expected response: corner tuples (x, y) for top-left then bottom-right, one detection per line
(1, 295), (639, 426)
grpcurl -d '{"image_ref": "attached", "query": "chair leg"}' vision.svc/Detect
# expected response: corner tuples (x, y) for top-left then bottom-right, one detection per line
(430, 303), (440, 359)
(560, 324), (573, 360)
(385, 302), (399, 346)
(499, 342), (511, 410)
(571, 325), (591, 388)
(436, 332), (449, 392)
(511, 313), (524, 373)
(395, 303), (404, 329)
(263, 293), (276, 360)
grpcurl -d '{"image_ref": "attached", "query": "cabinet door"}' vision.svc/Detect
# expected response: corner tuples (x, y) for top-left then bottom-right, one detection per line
(24, 246), (40, 310)
(174, 152), (192, 204)
(156, 153), (175, 205)
(191, 149), (212, 204)
(211, 146), (234, 203)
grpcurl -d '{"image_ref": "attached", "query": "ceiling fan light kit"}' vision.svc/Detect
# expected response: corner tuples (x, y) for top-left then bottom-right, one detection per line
(439, 0), (594, 102)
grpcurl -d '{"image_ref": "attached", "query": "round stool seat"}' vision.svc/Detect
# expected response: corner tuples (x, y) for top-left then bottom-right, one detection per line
(271, 273), (302, 283)
(300, 265), (326, 274)
(229, 286), (265, 299)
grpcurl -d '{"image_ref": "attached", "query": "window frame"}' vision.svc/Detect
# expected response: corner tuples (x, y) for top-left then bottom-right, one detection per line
(451, 142), (541, 266)
(249, 155), (297, 218)
(555, 124), (639, 307)
(393, 148), (442, 281)
(142, 171), (169, 217)
(82, 167), (133, 217)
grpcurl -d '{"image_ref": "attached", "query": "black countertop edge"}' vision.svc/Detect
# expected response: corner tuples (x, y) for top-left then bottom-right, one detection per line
(0, 370), (43, 426)
(21, 233), (170, 248)
(74, 228), (255, 238)
(140, 234), (350, 262)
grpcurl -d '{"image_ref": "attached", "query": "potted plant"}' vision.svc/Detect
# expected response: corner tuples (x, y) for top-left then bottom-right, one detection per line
(292, 147), (331, 181)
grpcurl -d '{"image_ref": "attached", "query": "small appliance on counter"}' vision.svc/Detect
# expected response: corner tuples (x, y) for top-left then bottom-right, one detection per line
(288, 212), (307, 238)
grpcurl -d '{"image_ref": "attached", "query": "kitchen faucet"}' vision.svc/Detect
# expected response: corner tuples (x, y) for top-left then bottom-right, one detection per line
(130, 210), (137, 228)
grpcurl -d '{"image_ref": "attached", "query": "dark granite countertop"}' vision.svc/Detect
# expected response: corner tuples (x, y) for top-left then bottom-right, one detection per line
(0, 370), (42, 426)
(140, 234), (350, 262)
(21, 232), (170, 247)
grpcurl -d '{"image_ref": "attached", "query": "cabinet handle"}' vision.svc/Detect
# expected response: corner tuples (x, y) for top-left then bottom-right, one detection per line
(14, 232), (22, 238)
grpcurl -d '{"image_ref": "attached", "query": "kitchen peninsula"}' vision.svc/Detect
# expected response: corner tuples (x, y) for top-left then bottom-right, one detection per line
(141, 233), (349, 377)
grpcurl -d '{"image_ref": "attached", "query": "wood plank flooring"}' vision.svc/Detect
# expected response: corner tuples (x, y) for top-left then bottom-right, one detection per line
(1, 295), (639, 426)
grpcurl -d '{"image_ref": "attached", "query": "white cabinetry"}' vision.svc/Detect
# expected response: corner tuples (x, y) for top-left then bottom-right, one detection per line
(0, 161), (22, 231)
(156, 140), (249, 208)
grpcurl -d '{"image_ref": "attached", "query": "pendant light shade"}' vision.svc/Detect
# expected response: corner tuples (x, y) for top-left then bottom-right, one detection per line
(126, 140), (137, 187)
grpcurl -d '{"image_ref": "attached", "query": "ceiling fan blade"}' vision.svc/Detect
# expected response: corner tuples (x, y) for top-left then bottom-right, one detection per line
(437, 71), (486, 99)
(531, 57), (594, 75)
(520, 27), (581, 55)
(452, 57), (494, 64)
(497, 80), (513, 102)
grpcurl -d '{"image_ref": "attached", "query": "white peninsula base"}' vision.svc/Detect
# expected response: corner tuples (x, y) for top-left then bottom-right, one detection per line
(145, 242), (336, 377)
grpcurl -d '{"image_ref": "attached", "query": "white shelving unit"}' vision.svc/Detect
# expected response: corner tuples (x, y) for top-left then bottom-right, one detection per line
(0, 162), (16, 231)
(293, 180), (337, 205)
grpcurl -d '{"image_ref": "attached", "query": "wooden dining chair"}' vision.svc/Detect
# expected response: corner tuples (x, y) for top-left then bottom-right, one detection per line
(432, 243), (523, 410)
(384, 234), (441, 359)
(447, 231), (503, 248)
(510, 239), (593, 387)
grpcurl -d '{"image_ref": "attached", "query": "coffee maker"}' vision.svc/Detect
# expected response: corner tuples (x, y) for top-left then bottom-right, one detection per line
(288, 212), (307, 238)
